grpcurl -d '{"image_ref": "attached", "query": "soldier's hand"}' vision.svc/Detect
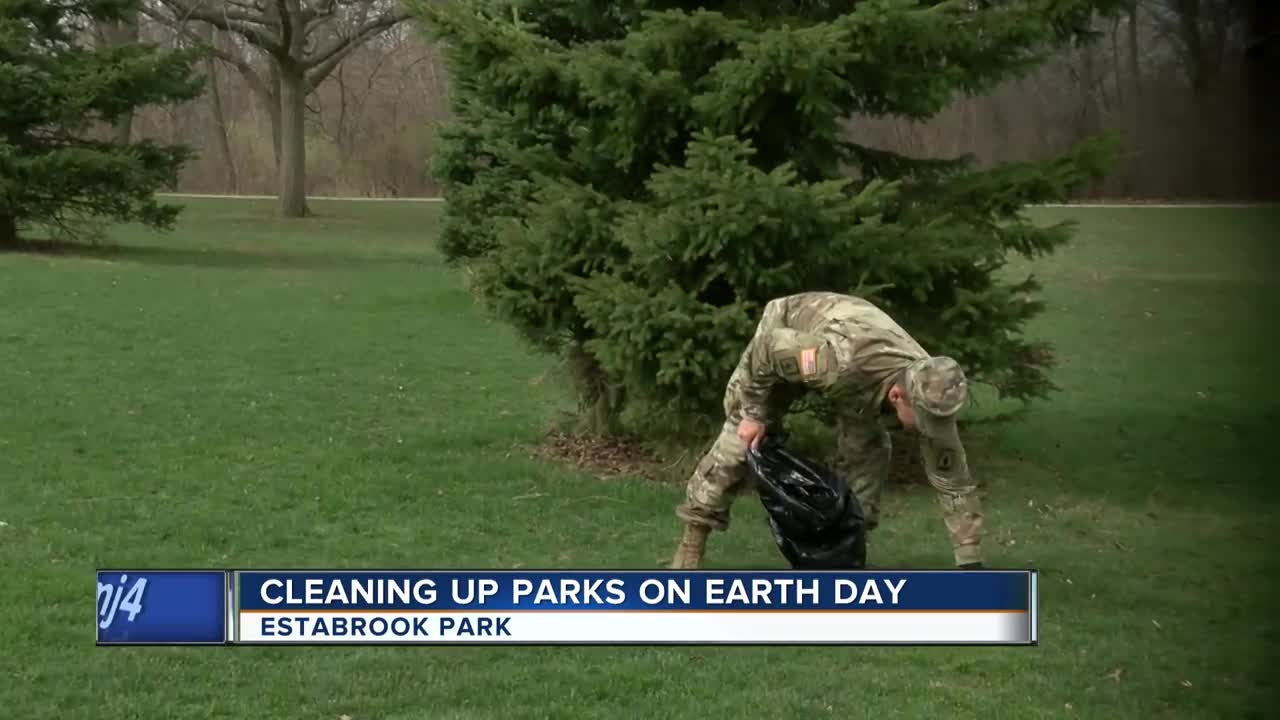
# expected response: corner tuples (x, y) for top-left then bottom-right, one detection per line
(737, 419), (766, 449)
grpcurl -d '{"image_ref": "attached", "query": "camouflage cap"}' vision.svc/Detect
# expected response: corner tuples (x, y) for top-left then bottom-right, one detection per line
(904, 356), (969, 441)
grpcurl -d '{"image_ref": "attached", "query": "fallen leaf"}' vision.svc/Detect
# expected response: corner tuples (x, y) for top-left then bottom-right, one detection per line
(1114, 541), (1130, 551)
(1105, 668), (1124, 683)
(1066, 578), (1073, 585)
(1065, 703), (1074, 711)
(339, 715), (352, 720)
(1152, 620), (1162, 630)
(1181, 680), (1193, 688)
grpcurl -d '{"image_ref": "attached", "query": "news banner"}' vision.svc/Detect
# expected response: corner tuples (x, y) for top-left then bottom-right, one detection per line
(96, 569), (1038, 646)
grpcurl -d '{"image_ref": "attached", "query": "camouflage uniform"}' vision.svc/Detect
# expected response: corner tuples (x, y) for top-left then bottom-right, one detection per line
(671, 292), (984, 569)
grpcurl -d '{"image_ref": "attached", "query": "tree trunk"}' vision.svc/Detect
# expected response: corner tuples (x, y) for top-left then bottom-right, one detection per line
(269, 63), (284, 166)
(1175, 0), (1213, 196)
(278, 64), (309, 217)
(566, 340), (623, 437)
(1126, 2), (1141, 195)
(1246, 0), (1279, 199)
(1077, 31), (1103, 197)
(95, 10), (139, 144)
(1176, 0), (1208, 93)
(0, 212), (17, 248)
(114, 109), (134, 145)
(1079, 39), (1102, 137)
(201, 26), (238, 194)
(1127, 3), (1141, 111)
(113, 11), (139, 144)
(207, 57), (238, 193)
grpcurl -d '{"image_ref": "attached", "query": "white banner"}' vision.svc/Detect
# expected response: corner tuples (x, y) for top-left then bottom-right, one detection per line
(236, 610), (1034, 645)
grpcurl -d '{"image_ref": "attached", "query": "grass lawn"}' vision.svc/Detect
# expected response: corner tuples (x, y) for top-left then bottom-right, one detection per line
(1, 198), (1276, 719)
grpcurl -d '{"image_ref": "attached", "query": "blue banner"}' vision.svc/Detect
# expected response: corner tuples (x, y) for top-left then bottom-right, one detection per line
(236, 570), (1032, 612)
(96, 570), (227, 645)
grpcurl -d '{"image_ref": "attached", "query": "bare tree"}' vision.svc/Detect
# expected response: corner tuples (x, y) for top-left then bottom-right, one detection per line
(93, 6), (142, 144)
(1243, 0), (1279, 197)
(146, 0), (412, 216)
(117, 1), (1266, 203)
(1127, 2), (1141, 113)
(201, 25), (240, 192)
(1146, 0), (1246, 94)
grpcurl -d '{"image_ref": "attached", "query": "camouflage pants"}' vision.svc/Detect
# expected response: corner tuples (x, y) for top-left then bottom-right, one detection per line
(676, 367), (984, 566)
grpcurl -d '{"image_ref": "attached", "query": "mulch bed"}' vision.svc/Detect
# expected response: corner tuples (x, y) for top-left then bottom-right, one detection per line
(532, 427), (930, 487)
(530, 429), (667, 481)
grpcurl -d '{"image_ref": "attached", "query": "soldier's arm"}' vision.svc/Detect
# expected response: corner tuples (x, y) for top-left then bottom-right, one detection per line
(919, 431), (985, 567)
(736, 332), (782, 423)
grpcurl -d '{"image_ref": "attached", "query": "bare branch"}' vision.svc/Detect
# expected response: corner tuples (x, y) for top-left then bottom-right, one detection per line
(143, 6), (274, 101)
(155, 0), (286, 54)
(275, 0), (295, 54)
(304, 0), (341, 36)
(304, 8), (410, 89)
(224, 0), (267, 11)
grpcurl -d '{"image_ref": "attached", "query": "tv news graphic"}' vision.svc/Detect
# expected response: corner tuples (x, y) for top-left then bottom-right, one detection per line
(97, 569), (1037, 646)
(96, 570), (229, 645)
(234, 570), (1036, 645)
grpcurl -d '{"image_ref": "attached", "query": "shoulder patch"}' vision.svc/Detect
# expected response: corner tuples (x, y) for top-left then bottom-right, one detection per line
(776, 355), (800, 378)
(767, 336), (833, 385)
(799, 347), (818, 377)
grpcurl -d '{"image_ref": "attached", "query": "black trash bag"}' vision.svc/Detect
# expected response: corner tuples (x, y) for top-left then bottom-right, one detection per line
(746, 434), (868, 569)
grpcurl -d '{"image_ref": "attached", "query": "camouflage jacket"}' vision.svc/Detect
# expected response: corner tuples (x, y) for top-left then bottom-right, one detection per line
(731, 292), (974, 494)
(734, 292), (929, 422)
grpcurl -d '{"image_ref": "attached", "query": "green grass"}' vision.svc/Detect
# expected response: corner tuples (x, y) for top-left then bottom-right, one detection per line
(1, 199), (1276, 719)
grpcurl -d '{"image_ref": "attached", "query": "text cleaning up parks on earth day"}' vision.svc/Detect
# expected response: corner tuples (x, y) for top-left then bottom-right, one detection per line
(257, 576), (910, 607)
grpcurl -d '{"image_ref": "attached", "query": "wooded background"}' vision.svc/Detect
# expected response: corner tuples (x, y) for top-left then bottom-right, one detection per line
(107, 1), (1279, 201)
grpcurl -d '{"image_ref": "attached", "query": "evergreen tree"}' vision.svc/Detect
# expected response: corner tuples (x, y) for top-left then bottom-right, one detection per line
(417, 0), (1122, 440)
(0, 0), (203, 246)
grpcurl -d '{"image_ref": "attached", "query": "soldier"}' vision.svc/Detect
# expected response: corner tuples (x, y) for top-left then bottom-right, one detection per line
(669, 291), (985, 570)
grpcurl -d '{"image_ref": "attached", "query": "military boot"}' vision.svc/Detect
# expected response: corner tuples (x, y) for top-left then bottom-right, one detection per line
(670, 522), (710, 570)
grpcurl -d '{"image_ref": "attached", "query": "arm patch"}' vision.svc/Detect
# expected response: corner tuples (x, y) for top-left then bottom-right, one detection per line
(937, 449), (955, 472)
(772, 347), (822, 383)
